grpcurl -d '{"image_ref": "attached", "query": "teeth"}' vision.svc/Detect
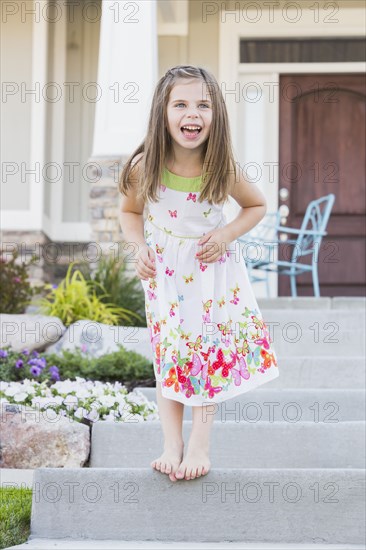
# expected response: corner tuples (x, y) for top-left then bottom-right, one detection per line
(182, 125), (201, 130)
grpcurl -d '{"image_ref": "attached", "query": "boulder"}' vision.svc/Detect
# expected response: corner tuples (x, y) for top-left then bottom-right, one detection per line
(0, 403), (90, 468)
(0, 314), (66, 353)
(44, 319), (152, 360)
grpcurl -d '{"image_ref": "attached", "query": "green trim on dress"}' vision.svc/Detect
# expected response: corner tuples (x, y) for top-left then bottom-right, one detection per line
(162, 167), (202, 192)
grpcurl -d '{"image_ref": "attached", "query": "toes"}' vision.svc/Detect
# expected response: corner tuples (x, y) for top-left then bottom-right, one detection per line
(186, 468), (193, 480)
(169, 472), (178, 482)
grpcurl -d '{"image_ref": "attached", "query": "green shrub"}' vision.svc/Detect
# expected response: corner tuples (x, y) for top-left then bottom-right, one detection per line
(0, 249), (44, 314)
(35, 261), (143, 327)
(81, 254), (147, 327)
(44, 346), (154, 389)
(0, 345), (155, 390)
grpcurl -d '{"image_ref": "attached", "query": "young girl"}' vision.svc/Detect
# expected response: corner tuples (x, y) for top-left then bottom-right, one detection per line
(119, 65), (279, 483)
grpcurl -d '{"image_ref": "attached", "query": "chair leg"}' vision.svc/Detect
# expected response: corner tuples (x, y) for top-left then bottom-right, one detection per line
(290, 274), (297, 297)
(312, 265), (320, 297)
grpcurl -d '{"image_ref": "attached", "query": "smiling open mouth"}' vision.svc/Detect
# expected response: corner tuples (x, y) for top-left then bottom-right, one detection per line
(181, 125), (202, 137)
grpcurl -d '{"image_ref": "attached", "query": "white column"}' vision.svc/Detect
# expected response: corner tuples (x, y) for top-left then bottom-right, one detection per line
(92, 0), (158, 157)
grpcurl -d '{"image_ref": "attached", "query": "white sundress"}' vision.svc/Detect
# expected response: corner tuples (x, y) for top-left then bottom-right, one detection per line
(141, 167), (279, 406)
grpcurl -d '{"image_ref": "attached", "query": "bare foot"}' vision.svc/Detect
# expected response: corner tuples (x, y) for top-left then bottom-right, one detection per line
(174, 446), (211, 481)
(151, 442), (184, 482)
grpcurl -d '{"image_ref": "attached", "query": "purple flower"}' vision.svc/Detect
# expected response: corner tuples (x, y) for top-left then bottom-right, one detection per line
(22, 349), (30, 356)
(49, 365), (60, 381)
(0, 350), (8, 358)
(52, 284), (58, 289)
(30, 365), (41, 377)
(28, 358), (46, 369)
(15, 359), (24, 369)
(37, 357), (47, 369)
(13, 277), (21, 283)
(31, 350), (39, 358)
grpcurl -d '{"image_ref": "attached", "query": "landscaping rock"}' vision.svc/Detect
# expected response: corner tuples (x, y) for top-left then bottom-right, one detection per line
(0, 314), (66, 353)
(44, 319), (152, 360)
(0, 404), (90, 468)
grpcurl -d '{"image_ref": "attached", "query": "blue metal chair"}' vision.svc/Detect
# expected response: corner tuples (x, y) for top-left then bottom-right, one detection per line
(238, 194), (335, 297)
(238, 211), (281, 297)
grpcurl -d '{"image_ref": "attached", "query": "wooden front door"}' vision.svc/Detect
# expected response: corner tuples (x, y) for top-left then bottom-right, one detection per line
(279, 73), (365, 297)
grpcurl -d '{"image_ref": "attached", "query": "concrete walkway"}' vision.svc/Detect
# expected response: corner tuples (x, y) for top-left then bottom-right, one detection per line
(6, 539), (366, 549)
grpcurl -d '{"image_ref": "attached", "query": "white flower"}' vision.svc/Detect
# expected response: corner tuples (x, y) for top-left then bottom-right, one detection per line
(5, 386), (21, 397)
(24, 385), (36, 395)
(13, 392), (29, 402)
(0, 381), (10, 392)
(85, 409), (99, 422)
(0, 379), (157, 423)
(98, 395), (117, 408)
(74, 407), (86, 419)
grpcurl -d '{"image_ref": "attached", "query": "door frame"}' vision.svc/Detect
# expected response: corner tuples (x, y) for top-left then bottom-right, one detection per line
(219, 1), (365, 297)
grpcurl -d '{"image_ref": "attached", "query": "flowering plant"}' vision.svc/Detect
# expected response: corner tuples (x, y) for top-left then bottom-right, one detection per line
(0, 377), (159, 425)
(0, 346), (60, 382)
(0, 249), (44, 314)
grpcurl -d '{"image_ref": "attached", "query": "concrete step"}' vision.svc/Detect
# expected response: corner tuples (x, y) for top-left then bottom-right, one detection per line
(6, 540), (366, 549)
(256, 297), (366, 310)
(261, 308), (365, 330)
(255, 356), (365, 389)
(25, 297), (366, 316)
(140, 356), (364, 390)
(89, 421), (364, 469)
(133, 388), (366, 422)
(24, 468), (365, 545)
(255, 310), (365, 356)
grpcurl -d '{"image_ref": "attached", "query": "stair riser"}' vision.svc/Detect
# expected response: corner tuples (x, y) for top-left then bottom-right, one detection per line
(135, 388), (366, 421)
(262, 310), (365, 331)
(89, 422), (365, 469)
(270, 331), (364, 356)
(30, 468), (366, 545)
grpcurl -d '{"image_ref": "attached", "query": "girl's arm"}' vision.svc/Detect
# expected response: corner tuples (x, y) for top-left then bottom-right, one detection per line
(221, 169), (267, 242)
(119, 154), (147, 249)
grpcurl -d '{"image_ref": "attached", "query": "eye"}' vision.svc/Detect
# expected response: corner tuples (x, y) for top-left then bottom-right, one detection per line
(199, 103), (210, 108)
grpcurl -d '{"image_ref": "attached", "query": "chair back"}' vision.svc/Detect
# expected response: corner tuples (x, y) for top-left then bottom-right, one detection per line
(240, 210), (281, 266)
(287, 193), (335, 261)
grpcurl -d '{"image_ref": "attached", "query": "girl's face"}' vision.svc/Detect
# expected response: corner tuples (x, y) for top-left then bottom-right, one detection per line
(166, 79), (213, 152)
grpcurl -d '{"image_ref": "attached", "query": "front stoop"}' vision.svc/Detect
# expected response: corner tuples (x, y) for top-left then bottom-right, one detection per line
(3, 303), (365, 549)
(7, 468), (366, 546)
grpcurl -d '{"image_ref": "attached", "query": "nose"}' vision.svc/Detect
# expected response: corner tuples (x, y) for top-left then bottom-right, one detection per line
(187, 111), (199, 119)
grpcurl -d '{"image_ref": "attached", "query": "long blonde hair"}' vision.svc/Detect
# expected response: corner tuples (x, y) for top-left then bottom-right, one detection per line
(119, 65), (237, 205)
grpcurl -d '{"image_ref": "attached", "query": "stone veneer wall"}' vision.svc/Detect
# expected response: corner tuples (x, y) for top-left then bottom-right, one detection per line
(0, 156), (144, 287)
(0, 229), (95, 287)
(88, 155), (147, 278)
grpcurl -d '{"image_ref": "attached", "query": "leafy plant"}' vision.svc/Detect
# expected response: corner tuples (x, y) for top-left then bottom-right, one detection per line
(0, 346), (60, 383)
(34, 262), (142, 327)
(44, 346), (154, 389)
(0, 249), (44, 314)
(0, 345), (155, 390)
(81, 254), (147, 327)
(0, 378), (159, 426)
